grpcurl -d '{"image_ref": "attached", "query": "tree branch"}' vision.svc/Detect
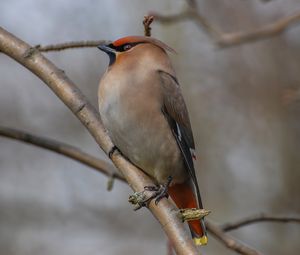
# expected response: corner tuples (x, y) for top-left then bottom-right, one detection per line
(150, 9), (221, 41)
(0, 126), (124, 182)
(35, 15), (155, 52)
(222, 213), (300, 232)
(0, 26), (199, 255)
(34, 40), (111, 52)
(152, 3), (300, 47)
(206, 221), (262, 255)
(217, 11), (300, 47)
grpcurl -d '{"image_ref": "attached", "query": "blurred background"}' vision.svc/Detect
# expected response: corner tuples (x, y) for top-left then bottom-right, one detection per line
(1, 0), (300, 254)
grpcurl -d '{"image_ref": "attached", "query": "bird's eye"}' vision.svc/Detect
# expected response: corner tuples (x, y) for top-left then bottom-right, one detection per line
(123, 44), (132, 51)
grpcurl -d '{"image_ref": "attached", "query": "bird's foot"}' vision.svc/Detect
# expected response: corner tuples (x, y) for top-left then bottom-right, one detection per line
(108, 145), (119, 159)
(144, 176), (173, 205)
(128, 176), (173, 210)
(128, 176), (172, 211)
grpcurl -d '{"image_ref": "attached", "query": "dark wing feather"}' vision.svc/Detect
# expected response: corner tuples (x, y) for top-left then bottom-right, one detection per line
(158, 70), (203, 208)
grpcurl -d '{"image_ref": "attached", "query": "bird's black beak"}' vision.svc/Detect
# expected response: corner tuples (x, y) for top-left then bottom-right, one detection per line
(97, 44), (116, 54)
(98, 43), (116, 66)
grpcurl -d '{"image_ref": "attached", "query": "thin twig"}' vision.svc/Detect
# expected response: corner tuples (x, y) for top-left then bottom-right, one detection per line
(35, 40), (111, 52)
(143, 15), (154, 36)
(222, 213), (300, 232)
(0, 126), (124, 181)
(0, 26), (199, 255)
(206, 221), (262, 255)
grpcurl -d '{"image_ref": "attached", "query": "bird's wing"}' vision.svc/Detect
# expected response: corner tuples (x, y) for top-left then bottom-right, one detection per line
(158, 70), (203, 208)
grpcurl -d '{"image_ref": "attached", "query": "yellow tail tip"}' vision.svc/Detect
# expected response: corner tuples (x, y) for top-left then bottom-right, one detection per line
(194, 235), (208, 246)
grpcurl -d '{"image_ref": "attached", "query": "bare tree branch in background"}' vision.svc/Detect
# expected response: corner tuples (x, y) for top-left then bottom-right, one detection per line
(150, 8), (221, 41)
(151, 1), (300, 47)
(222, 213), (300, 232)
(0, 126), (124, 182)
(0, 3), (296, 54)
(0, 26), (200, 255)
(2, 125), (299, 255)
(35, 40), (111, 52)
(217, 11), (300, 47)
(206, 221), (261, 255)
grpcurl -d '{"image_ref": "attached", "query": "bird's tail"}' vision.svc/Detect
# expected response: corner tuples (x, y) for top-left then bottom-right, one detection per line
(168, 181), (208, 246)
(190, 218), (207, 246)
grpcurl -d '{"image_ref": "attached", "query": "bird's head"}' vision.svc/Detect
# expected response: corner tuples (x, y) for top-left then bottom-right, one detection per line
(98, 36), (176, 66)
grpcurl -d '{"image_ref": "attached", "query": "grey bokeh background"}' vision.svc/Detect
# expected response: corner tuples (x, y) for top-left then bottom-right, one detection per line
(1, 0), (300, 254)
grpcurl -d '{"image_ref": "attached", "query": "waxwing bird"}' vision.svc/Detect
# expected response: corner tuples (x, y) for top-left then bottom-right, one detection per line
(97, 36), (207, 245)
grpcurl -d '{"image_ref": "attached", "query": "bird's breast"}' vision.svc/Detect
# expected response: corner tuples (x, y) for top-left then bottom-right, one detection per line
(98, 69), (188, 184)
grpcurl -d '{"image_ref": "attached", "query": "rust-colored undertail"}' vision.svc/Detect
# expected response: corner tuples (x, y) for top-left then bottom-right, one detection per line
(168, 181), (207, 245)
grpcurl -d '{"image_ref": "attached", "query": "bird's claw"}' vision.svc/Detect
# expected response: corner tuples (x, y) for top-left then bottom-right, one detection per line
(153, 176), (173, 205)
(144, 185), (159, 191)
(108, 145), (118, 159)
(129, 176), (173, 210)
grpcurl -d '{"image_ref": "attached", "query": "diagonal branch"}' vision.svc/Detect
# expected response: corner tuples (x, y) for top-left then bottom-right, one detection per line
(152, 3), (300, 47)
(206, 221), (262, 255)
(217, 11), (300, 47)
(0, 126), (124, 181)
(0, 26), (199, 255)
(222, 213), (300, 232)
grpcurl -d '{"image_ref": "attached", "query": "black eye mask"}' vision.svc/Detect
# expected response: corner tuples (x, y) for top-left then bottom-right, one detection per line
(110, 41), (145, 52)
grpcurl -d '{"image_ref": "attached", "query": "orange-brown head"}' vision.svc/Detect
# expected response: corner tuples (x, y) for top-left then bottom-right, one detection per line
(98, 36), (176, 66)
